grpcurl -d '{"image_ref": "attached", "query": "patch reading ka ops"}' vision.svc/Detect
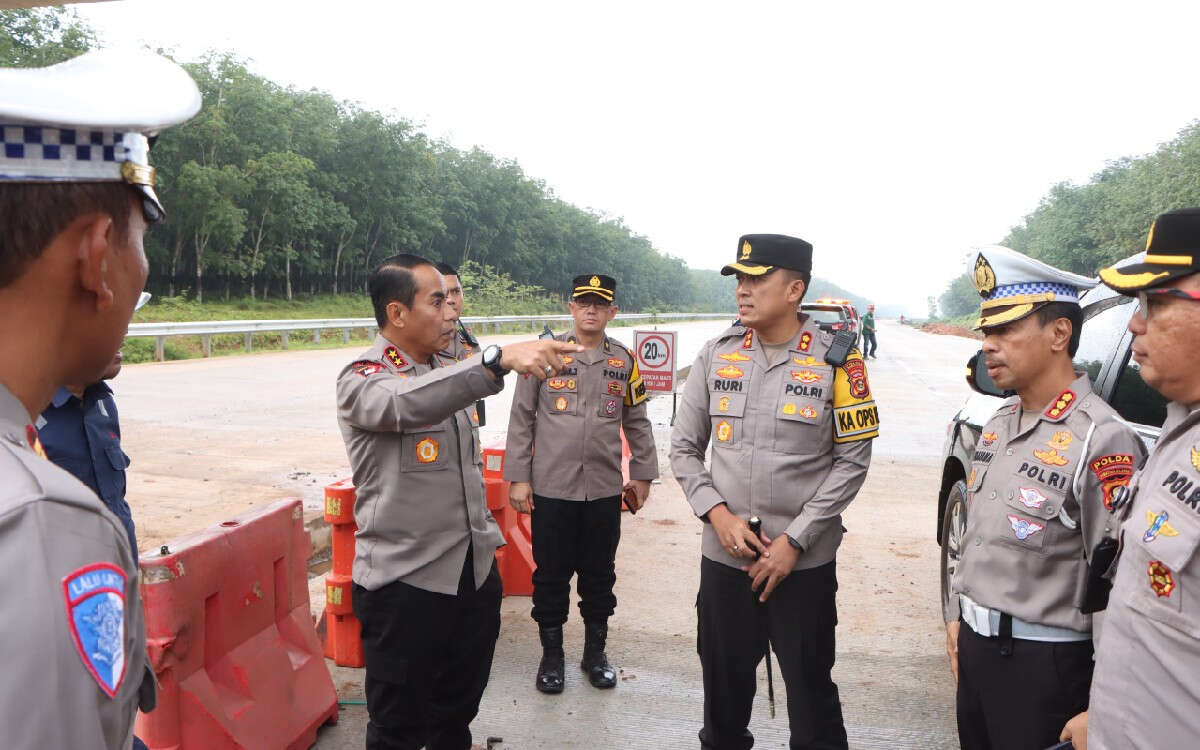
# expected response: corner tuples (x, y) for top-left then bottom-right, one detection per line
(831, 351), (879, 443)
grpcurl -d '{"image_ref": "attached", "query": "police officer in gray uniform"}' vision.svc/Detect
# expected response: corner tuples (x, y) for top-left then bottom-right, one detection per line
(672, 235), (878, 750)
(504, 273), (658, 694)
(336, 253), (580, 750)
(945, 246), (1145, 750)
(0, 50), (199, 749)
(436, 261), (480, 362)
(1060, 209), (1200, 750)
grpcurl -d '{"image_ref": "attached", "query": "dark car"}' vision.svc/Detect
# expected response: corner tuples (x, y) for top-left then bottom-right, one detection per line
(935, 255), (1168, 613)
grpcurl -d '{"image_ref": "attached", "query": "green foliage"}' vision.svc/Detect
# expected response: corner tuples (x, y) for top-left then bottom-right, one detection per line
(938, 274), (978, 318)
(939, 119), (1200, 305)
(8, 12), (871, 315)
(0, 8), (94, 67)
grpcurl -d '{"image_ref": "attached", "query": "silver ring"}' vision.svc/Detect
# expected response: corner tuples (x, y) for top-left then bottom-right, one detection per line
(544, 365), (553, 374)
(732, 545), (740, 551)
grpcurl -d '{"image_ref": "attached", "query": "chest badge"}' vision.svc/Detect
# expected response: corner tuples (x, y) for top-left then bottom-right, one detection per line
(1192, 446), (1200, 472)
(981, 432), (998, 447)
(782, 403), (796, 415)
(416, 437), (439, 464)
(604, 397), (619, 415)
(1148, 560), (1176, 598)
(792, 355), (818, 366)
(715, 420), (732, 443)
(791, 369), (821, 384)
(1007, 515), (1045, 541)
(800, 405), (818, 420)
(715, 365), (745, 379)
(554, 397), (569, 412)
(1033, 448), (1069, 467)
(607, 357), (625, 369)
(1047, 431), (1073, 451)
(1144, 510), (1180, 543)
(718, 396), (731, 412)
(718, 351), (751, 363)
(1018, 487), (1048, 510)
(63, 563), (128, 698)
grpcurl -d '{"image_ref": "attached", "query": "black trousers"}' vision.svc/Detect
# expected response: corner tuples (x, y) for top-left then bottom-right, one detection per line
(352, 548), (502, 750)
(530, 494), (622, 626)
(956, 624), (1093, 750)
(696, 557), (847, 750)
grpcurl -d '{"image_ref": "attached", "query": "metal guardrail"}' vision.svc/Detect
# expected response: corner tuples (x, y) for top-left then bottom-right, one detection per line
(126, 312), (731, 361)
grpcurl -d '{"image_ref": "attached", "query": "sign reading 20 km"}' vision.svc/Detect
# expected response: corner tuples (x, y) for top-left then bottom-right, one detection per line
(633, 329), (677, 393)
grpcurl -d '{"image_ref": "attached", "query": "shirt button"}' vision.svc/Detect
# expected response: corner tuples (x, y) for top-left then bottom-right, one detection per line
(1006, 449), (1014, 456)
(1046, 506), (1055, 514)
(990, 491), (997, 500)
(975, 537), (982, 546)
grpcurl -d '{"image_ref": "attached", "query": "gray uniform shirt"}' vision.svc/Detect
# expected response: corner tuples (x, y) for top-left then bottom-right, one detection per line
(503, 331), (658, 500)
(441, 322), (478, 362)
(336, 335), (506, 594)
(670, 320), (877, 570)
(1089, 401), (1200, 749)
(945, 376), (1145, 631)
(0, 383), (154, 749)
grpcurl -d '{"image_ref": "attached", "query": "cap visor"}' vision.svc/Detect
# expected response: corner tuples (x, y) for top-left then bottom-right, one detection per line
(975, 302), (1038, 330)
(721, 262), (773, 276)
(1098, 262), (1194, 294)
(572, 290), (614, 301)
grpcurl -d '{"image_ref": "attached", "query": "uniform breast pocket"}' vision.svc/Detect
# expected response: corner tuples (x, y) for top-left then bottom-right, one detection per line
(709, 393), (746, 448)
(773, 390), (826, 454)
(1124, 499), (1200, 635)
(543, 391), (578, 416)
(401, 426), (450, 471)
(995, 484), (1068, 552)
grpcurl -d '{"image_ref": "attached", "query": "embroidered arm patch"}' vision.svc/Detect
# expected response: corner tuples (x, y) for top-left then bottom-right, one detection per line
(832, 351), (879, 443)
(625, 359), (648, 406)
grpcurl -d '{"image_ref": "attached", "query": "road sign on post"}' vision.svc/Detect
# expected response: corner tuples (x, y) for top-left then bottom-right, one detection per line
(634, 329), (677, 393)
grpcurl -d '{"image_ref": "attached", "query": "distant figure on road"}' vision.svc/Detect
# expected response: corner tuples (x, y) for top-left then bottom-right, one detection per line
(504, 273), (658, 694)
(671, 234), (878, 750)
(335, 254), (581, 750)
(40, 293), (151, 564)
(944, 246), (1143, 750)
(0, 49), (199, 750)
(1061, 209), (1200, 750)
(861, 303), (877, 358)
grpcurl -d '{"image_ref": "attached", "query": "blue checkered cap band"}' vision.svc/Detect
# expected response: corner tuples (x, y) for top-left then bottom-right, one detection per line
(986, 281), (1080, 304)
(0, 124), (150, 184)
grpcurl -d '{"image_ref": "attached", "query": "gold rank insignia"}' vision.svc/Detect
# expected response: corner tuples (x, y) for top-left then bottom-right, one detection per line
(715, 365), (745, 379)
(718, 396), (730, 412)
(590, 275), (601, 288)
(1192, 445), (1200, 472)
(782, 403), (797, 415)
(741, 240), (752, 260)
(718, 351), (751, 363)
(974, 255), (997, 297)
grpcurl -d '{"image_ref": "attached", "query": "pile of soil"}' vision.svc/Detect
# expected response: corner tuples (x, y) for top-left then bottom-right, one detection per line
(920, 322), (982, 340)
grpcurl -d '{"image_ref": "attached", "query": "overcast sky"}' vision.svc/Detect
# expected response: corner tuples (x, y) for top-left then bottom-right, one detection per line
(76, 1), (1200, 313)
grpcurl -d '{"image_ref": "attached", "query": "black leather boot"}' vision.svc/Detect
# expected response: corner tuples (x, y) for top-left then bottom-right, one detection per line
(580, 620), (617, 689)
(536, 625), (565, 694)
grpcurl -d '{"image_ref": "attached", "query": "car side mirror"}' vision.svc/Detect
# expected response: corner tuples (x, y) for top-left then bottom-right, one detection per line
(965, 350), (1012, 398)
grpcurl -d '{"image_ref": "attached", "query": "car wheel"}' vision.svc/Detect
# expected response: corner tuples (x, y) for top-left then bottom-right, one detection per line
(940, 479), (968, 617)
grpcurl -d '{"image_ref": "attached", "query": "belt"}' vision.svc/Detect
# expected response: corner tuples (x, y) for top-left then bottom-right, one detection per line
(960, 594), (1090, 643)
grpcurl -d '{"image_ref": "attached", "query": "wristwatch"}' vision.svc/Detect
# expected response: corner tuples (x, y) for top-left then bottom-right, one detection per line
(481, 344), (508, 377)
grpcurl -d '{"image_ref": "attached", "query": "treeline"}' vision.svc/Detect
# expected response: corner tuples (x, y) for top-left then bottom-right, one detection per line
(939, 120), (1200, 317)
(2, 9), (735, 312)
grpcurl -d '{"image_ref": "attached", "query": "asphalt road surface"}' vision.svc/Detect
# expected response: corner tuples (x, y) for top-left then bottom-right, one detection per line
(113, 320), (980, 749)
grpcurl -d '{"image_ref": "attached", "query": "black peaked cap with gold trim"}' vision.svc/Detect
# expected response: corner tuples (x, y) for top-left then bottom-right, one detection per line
(1099, 208), (1200, 294)
(721, 234), (812, 276)
(572, 274), (616, 302)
